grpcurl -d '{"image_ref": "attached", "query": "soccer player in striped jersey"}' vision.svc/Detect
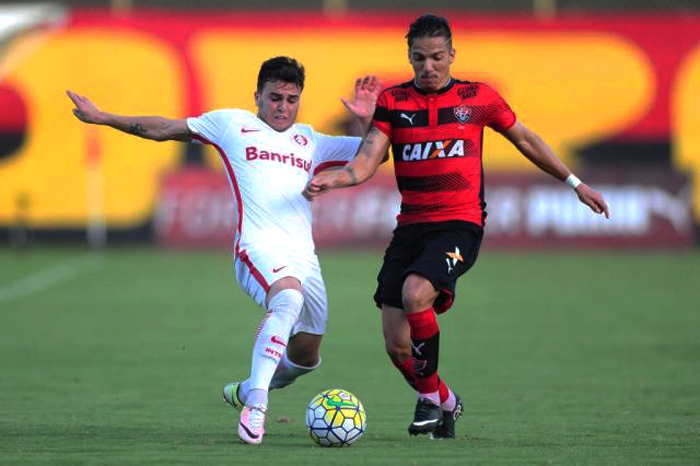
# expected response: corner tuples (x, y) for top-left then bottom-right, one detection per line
(304, 15), (609, 439)
(67, 57), (381, 445)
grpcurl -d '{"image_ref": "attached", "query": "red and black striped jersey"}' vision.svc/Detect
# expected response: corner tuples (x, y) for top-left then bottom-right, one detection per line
(372, 79), (516, 227)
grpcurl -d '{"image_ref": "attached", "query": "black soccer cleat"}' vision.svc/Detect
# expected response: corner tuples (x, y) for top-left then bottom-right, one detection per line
(431, 394), (464, 440)
(408, 398), (443, 436)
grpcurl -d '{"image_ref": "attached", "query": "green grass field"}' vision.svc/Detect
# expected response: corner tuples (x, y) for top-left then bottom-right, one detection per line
(1, 247), (698, 464)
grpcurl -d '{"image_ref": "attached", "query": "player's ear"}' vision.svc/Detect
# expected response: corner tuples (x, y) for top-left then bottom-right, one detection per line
(254, 91), (260, 107)
(449, 48), (456, 64)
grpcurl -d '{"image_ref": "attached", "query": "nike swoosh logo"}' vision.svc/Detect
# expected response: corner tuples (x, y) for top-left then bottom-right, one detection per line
(270, 335), (287, 346)
(239, 422), (260, 439)
(241, 127), (260, 133)
(272, 266), (287, 273)
(412, 419), (439, 426)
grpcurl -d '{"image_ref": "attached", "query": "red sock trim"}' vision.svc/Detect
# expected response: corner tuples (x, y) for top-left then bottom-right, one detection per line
(397, 358), (416, 382)
(405, 308), (438, 340)
(438, 378), (449, 403)
(416, 373), (439, 393)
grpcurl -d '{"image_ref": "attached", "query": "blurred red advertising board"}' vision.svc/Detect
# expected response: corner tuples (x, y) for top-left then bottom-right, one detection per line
(155, 168), (693, 249)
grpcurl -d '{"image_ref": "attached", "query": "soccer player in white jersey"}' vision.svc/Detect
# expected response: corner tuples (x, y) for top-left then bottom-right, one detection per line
(67, 56), (381, 445)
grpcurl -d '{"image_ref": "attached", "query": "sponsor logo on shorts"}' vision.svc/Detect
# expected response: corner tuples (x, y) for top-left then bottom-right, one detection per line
(445, 247), (464, 274)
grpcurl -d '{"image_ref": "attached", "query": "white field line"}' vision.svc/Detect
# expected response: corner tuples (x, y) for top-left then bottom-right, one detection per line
(0, 256), (104, 305)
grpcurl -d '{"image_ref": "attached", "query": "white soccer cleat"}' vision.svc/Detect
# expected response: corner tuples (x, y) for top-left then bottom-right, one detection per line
(223, 382), (244, 412)
(238, 406), (266, 445)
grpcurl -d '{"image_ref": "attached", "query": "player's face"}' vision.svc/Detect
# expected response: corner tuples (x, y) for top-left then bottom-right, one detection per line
(409, 36), (455, 92)
(255, 80), (301, 132)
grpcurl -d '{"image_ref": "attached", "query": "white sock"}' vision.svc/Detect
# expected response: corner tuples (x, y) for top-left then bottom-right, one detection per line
(269, 352), (321, 389)
(441, 389), (456, 412)
(245, 289), (304, 407)
(246, 388), (267, 408)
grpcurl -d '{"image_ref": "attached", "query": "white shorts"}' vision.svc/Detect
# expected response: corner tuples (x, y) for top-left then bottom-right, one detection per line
(234, 245), (328, 336)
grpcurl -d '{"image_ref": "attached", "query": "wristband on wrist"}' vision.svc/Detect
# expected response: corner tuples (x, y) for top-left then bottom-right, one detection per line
(565, 174), (581, 189)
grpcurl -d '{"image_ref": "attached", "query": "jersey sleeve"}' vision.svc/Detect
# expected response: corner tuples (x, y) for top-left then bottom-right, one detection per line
(371, 90), (393, 139)
(311, 132), (362, 175)
(186, 109), (237, 145)
(483, 85), (517, 133)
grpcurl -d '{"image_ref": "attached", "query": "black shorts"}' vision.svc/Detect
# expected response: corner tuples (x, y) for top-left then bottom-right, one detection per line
(373, 221), (483, 314)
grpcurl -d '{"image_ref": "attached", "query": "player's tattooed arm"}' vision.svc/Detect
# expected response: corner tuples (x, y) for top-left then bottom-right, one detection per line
(351, 127), (389, 182)
(66, 90), (192, 142)
(128, 123), (147, 136)
(112, 117), (191, 141)
(303, 127), (389, 199)
(342, 166), (358, 186)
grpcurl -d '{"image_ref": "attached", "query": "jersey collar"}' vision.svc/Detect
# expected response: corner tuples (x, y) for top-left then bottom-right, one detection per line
(412, 77), (455, 95)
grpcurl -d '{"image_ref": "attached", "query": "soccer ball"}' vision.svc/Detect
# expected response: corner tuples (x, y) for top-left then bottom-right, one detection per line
(305, 388), (366, 447)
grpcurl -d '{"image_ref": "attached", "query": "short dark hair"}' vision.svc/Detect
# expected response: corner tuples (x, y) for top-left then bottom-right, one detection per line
(406, 14), (453, 48)
(256, 56), (305, 93)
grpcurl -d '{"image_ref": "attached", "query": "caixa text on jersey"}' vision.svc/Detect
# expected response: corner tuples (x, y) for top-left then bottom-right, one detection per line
(399, 139), (474, 162)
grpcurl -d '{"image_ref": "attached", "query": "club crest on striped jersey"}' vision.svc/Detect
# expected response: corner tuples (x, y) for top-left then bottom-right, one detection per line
(454, 104), (472, 123)
(401, 139), (465, 161)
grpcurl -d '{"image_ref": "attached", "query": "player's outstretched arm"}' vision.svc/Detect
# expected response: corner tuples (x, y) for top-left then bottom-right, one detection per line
(303, 127), (390, 200)
(66, 90), (192, 142)
(341, 75), (382, 135)
(503, 121), (610, 218)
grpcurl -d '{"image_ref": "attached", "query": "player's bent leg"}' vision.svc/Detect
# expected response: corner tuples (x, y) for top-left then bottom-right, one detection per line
(247, 277), (304, 403)
(401, 274), (445, 435)
(382, 305), (417, 390)
(269, 332), (322, 390)
(237, 278), (304, 444)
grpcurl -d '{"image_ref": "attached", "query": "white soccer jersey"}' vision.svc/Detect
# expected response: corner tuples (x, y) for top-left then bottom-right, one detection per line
(187, 109), (360, 255)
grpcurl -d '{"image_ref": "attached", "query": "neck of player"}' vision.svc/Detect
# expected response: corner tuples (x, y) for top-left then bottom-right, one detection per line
(415, 76), (453, 94)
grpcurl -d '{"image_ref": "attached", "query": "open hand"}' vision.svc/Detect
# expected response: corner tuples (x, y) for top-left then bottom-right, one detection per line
(66, 90), (105, 124)
(341, 75), (382, 120)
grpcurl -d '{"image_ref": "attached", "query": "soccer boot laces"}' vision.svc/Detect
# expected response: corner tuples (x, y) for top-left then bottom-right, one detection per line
(223, 382), (244, 412)
(431, 394), (464, 440)
(238, 405), (267, 445)
(408, 398), (443, 436)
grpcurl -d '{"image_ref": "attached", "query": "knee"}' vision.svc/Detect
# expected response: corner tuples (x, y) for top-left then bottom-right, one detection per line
(402, 286), (429, 312)
(401, 275), (436, 312)
(267, 288), (304, 320)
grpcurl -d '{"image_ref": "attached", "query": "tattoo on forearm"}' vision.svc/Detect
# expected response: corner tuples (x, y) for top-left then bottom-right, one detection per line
(128, 123), (147, 136)
(343, 166), (358, 186)
(362, 127), (382, 147)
